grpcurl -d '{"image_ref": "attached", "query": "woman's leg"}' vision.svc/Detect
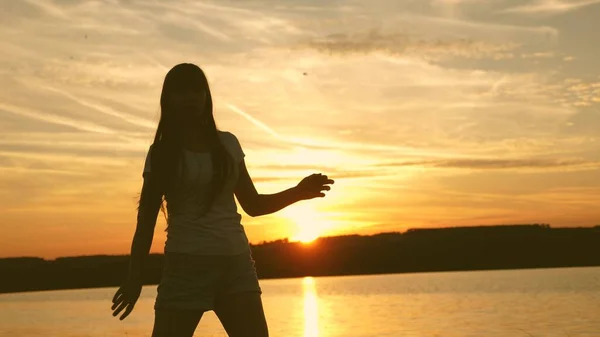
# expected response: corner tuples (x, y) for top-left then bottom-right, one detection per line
(151, 308), (204, 337)
(214, 291), (269, 337)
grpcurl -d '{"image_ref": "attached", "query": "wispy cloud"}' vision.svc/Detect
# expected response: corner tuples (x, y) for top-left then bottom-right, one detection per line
(36, 84), (157, 129)
(251, 156), (600, 175)
(226, 103), (285, 140)
(501, 0), (600, 14)
(22, 0), (69, 19)
(0, 166), (91, 176)
(301, 30), (521, 60)
(0, 102), (115, 134)
(226, 103), (426, 154)
(379, 158), (600, 171)
(521, 52), (555, 59)
(0, 150), (129, 167)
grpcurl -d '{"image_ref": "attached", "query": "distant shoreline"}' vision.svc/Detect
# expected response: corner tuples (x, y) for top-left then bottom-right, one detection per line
(2, 224), (599, 294)
(2, 265), (599, 295)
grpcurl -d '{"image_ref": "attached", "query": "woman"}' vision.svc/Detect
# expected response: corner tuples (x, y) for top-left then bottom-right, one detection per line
(110, 63), (334, 337)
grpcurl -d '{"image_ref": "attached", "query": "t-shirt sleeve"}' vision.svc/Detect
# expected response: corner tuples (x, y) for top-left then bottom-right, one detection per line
(229, 133), (245, 163)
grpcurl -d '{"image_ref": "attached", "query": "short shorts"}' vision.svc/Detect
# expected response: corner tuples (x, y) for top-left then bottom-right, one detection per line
(154, 247), (262, 311)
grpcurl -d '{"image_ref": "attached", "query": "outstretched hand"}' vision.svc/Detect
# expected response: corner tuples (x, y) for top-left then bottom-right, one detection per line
(111, 275), (142, 321)
(295, 173), (334, 200)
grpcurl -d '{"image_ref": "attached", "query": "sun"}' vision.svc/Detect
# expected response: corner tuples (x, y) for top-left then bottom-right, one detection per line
(295, 229), (320, 244)
(282, 203), (328, 244)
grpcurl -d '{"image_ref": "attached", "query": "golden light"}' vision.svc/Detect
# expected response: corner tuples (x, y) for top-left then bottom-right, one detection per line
(282, 203), (329, 243)
(296, 230), (320, 244)
(302, 277), (319, 337)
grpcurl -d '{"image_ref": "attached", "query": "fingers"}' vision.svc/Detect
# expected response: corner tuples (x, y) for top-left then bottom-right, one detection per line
(112, 289), (122, 303)
(111, 292), (123, 311)
(320, 176), (334, 185)
(111, 298), (120, 311)
(112, 294), (124, 308)
(113, 301), (128, 318)
(111, 287), (137, 320)
(120, 303), (135, 321)
(111, 296), (127, 311)
(310, 173), (334, 184)
(300, 173), (334, 199)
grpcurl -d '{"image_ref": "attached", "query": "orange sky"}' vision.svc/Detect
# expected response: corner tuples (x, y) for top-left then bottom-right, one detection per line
(1, 0), (600, 259)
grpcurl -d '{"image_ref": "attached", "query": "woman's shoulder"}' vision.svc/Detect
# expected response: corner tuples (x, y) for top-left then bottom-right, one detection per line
(218, 130), (234, 137)
(217, 130), (240, 144)
(217, 131), (244, 161)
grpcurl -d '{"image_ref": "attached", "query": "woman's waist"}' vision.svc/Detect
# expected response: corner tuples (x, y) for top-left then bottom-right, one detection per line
(165, 218), (247, 240)
(167, 211), (242, 224)
(164, 231), (250, 256)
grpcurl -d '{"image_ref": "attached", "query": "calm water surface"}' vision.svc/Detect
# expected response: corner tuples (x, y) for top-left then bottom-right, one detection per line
(1, 267), (599, 337)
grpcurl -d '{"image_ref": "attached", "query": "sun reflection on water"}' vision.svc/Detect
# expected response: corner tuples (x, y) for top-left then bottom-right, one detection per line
(303, 277), (319, 337)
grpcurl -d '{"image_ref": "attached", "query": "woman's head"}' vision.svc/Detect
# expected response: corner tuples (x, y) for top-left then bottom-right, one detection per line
(147, 63), (234, 231)
(159, 63), (214, 136)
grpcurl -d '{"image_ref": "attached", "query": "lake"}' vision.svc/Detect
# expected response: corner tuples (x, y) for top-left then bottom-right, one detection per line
(1, 267), (599, 337)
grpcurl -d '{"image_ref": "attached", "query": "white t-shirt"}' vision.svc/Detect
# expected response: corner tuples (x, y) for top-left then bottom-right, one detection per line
(143, 131), (250, 256)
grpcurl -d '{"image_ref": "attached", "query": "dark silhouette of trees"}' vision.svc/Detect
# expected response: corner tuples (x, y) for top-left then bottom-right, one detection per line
(1, 224), (598, 294)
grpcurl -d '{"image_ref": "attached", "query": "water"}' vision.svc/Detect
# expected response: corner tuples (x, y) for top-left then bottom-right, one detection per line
(1, 267), (599, 337)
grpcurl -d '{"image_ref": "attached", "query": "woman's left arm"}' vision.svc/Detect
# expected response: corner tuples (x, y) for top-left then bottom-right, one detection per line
(234, 159), (334, 217)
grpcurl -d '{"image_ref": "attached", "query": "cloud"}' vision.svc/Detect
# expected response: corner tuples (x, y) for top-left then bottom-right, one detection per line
(36, 84), (157, 130)
(0, 166), (91, 176)
(301, 30), (520, 60)
(521, 52), (555, 59)
(159, 11), (233, 43)
(248, 156), (600, 182)
(250, 170), (399, 185)
(0, 102), (116, 134)
(225, 102), (439, 154)
(226, 103), (285, 140)
(379, 157), (600, 171)
(0, 150), (130, 167)
(22, 0), (69, 19)
(556, 79), (600, 108)
(501, 0), (600, 14)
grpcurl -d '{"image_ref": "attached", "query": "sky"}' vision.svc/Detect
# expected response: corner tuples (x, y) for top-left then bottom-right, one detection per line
(1, 0), (600, 259)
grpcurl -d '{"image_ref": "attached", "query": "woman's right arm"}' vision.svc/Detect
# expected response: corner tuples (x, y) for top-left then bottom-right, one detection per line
(127, 173), (163, 281)
(235, 159), (334, 217)
(111, 171), (163, 320)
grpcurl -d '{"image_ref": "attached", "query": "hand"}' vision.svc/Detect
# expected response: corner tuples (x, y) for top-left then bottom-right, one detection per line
(295, 173), (334, 200)
(111, 275), (143, 321)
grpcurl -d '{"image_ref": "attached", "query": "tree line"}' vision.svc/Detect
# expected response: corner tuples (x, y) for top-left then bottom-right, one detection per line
(0, 224), (598, 293)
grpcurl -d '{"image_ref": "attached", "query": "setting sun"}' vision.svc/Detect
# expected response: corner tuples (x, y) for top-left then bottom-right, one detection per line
(296, 232), (319, 244)
(282, 203), (329, 244)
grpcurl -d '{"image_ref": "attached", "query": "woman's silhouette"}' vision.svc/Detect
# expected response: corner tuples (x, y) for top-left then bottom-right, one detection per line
(110, 63), (334, 337)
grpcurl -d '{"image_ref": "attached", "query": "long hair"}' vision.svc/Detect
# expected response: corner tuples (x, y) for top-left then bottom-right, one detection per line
(145, 63), (234, 232)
